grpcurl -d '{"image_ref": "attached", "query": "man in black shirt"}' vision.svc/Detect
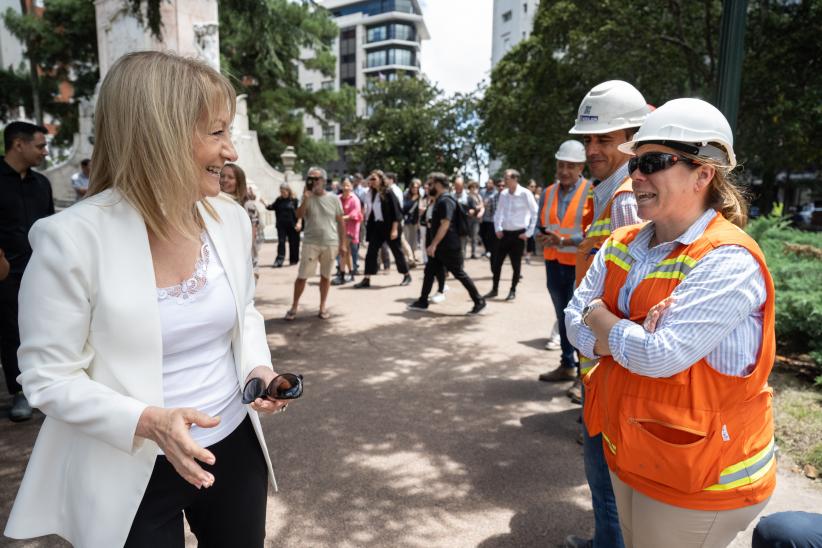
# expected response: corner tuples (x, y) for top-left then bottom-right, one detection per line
(407, 172), (485, 315)
(0, 121), (54, 421)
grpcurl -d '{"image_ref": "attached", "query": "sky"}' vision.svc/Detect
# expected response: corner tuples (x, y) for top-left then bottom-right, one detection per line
(419, 0), (494, 96)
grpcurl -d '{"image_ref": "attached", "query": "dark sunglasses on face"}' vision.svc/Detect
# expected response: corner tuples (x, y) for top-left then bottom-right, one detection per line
(628, 152), (698, 175)
(306, 176), (321, 182)
(242, 373), (303, 404)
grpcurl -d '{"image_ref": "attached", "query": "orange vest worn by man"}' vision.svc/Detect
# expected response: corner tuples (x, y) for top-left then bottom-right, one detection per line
(541, 178), (594, 265)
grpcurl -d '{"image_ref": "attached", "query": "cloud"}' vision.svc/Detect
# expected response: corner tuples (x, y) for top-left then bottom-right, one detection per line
(419, 0), (493, 96)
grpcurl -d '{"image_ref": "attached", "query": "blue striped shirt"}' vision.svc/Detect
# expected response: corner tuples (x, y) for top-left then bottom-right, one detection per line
(592, 162), (642, 231)
(565, 209), (767, 377)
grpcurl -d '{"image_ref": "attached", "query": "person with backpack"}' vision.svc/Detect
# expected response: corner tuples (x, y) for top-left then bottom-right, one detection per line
(406, 172), (486, 316)
(486, 169), (538, 301)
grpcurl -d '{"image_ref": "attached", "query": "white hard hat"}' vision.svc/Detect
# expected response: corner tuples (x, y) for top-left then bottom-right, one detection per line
(617, 98), (736, 168)
(568, 80), (650, 135)
(555, 140), (586, 163)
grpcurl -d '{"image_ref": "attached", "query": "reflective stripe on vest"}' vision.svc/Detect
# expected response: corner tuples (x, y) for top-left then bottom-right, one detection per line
(602, 432), (617, 455)
(602, 240), (634, 272)
(586, 217), (612, 238)
(580, 354), (598, 375)
(704, 438), (776, 491)
(644, 255), (699, 281)
(541, 179), (592, 261)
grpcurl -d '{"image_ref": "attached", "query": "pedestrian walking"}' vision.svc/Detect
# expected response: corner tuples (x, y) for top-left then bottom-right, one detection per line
(4, 51), (288, 547)
(354, 170), (412, 289)
(567, 98), (775, 548)
(463, 180), (484, 259)
(286, 167), (345, 320)
(266, 183), (301, 267)
(402, 178), (422, 264)
(0, 121), (54, 423)
(407, 172), (485, 315)
(536, 140), (593, 382)
(562, 79), (650, 548)
(332, 177), (363, 285)
(486, 169), (537, 301)
(479, 178), (499, 258)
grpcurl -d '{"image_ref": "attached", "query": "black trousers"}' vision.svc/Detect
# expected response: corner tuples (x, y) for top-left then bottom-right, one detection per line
(420, 247), (481, 304)
(276, 224), (300, 264)
(125, 416), (268, 548)
(365, 221), (408, 276)
(0, 275), (22, 395)
(479, 221), (496, 254)
(491, 229), (526, 292)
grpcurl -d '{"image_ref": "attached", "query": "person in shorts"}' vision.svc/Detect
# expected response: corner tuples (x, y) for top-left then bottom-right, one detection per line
(285, 167), (344, 320)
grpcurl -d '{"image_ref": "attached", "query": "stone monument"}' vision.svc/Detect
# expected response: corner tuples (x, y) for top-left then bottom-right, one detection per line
(45, 0), (296, 235)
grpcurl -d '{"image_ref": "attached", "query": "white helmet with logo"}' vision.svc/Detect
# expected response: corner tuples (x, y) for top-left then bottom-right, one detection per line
(555, 140), (586, 163)
(617, 98), (736, 168)
(568, 80), (650, 135)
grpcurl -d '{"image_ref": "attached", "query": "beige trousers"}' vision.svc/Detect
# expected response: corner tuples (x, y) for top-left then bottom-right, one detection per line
(609, 471), (768, 548)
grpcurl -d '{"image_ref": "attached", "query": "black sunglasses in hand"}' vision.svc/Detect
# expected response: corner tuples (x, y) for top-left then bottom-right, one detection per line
(242, 373), (303, 404)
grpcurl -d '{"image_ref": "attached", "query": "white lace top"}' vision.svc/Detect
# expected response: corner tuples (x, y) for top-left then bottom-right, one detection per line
(157, 233), (246, 449)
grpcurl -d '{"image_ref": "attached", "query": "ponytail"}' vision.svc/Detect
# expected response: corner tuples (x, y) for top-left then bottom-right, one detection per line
(707, 168), (748, 228)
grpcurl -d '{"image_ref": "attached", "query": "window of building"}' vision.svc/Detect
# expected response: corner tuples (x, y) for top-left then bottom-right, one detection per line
(523, 3), (527, 12)
(392, 23), (415, 41)
(305, 127), (314, 136)
(322, 125), (335, 142)
(502, 10), (512, 22)
(305, 83), (314, 91)
(367, 25), (387, 43)
(387, 48), (413, 67)
(321, 80), (334, 90)
(367, 50), (386, 68)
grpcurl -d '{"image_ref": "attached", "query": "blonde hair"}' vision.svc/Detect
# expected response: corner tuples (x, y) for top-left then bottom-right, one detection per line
(88, 51), (236, 239)
(222, 163), (247, 204)
(680, 151), (748, 228)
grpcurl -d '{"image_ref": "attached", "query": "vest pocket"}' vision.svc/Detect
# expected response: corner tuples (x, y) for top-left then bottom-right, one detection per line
(616, 396), (722, 494)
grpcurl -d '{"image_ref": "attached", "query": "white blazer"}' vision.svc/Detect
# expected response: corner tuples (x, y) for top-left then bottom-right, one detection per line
(5, 189), (277, 547)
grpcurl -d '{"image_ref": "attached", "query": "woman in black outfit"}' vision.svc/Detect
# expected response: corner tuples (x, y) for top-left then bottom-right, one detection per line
(402, 180), (422, 264)
(353, 170), (411, 288)
(265, 183), (301, 267)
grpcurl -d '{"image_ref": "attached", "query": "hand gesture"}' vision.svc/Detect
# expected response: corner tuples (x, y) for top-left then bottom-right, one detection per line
(643, 297), (675, 333)
(245, 365), (291, 415)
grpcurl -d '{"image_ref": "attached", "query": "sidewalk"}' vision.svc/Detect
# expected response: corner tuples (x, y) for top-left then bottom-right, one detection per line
(0, 242), (819, 547)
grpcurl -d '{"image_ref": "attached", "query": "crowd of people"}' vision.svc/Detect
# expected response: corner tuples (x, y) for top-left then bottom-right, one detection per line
(1, 48), (820, 548)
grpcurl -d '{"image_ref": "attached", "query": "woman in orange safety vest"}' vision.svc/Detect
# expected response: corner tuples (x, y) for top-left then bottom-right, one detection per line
(565, 98), (775, 547)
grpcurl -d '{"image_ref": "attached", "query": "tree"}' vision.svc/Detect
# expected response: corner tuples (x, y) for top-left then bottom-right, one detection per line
(1, 0), (99, 142)
(479, 0), (821, 208)
(348, 77), (479, 184)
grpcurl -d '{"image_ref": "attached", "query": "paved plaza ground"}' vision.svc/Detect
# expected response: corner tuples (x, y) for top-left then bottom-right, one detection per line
(0, 242), (820, 547)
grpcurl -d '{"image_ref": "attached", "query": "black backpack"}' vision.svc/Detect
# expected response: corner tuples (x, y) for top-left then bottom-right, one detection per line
(444, 195), (470, 237)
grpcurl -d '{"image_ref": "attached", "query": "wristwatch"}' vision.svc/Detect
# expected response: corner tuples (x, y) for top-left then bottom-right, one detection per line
(581, 301), (604, 327)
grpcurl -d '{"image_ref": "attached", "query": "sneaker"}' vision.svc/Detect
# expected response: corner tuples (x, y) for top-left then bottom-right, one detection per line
(484, 289), (498, 299)
(346, 272), (355, 282)
(10, 392), (32, 422)
(407, 300), (429, 312)
(567, 380), (582, 404)
(353, 278), (371, 289)
(564, 535), (592, 548)
(330, 274), (347, 286)
(467, 298), (487, 315)
(505, 289), (516, 301)
(544, 338), (561, 351)
(442, 283), (450, 294)
(399, 274), (412, 286)
(273, 259), (284, 268)
(538, 366), (578, 382)
(430, 292), (446, 304)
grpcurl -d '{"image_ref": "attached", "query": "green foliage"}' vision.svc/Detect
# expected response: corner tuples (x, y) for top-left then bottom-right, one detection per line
(747, 213), (822, 365)
(1, 0), (98, 140)
(350, 78), (484, 183)
(480, 0), (822, 198)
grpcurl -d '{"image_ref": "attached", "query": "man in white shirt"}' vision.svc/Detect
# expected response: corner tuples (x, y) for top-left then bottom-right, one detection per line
(71, 159), (90, 202)
(486, 169), (537, 301)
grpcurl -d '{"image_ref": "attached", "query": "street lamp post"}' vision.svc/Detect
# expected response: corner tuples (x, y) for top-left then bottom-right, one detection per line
(715, 0), (749, 134)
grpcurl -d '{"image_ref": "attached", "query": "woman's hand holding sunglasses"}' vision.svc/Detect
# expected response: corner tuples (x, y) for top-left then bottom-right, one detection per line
(242, 366), (303, 415)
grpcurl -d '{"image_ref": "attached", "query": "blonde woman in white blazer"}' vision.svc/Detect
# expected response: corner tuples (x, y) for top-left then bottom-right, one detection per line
(4, 52), (290, 547)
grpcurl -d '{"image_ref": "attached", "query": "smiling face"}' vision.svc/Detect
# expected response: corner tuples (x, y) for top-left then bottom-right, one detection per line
(194, 109), (237, 198)
(220, 165), (237, 194)
(630, 144), (713, 225)
(556, 160), (584, 189)
(342, 179), (353, 196)
(583, 129), (632, 181)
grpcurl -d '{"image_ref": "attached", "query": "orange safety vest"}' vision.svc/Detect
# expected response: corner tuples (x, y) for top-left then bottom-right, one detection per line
(582, 213), (776, 511)
(540, 179), (594, 266)
(574, 177), (633, 286)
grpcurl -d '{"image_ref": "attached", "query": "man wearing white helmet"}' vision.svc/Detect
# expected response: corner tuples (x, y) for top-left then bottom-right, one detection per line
(563, 80), (650, 548)
(535, 140), (593, 381)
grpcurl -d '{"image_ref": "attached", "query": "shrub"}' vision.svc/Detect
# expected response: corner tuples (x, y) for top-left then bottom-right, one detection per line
(747, 213), (822, 367)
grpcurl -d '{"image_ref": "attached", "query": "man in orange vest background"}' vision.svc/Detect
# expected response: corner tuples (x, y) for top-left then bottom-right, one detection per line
(536, 140), (593, 382)
(563, 80), (650, 548)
